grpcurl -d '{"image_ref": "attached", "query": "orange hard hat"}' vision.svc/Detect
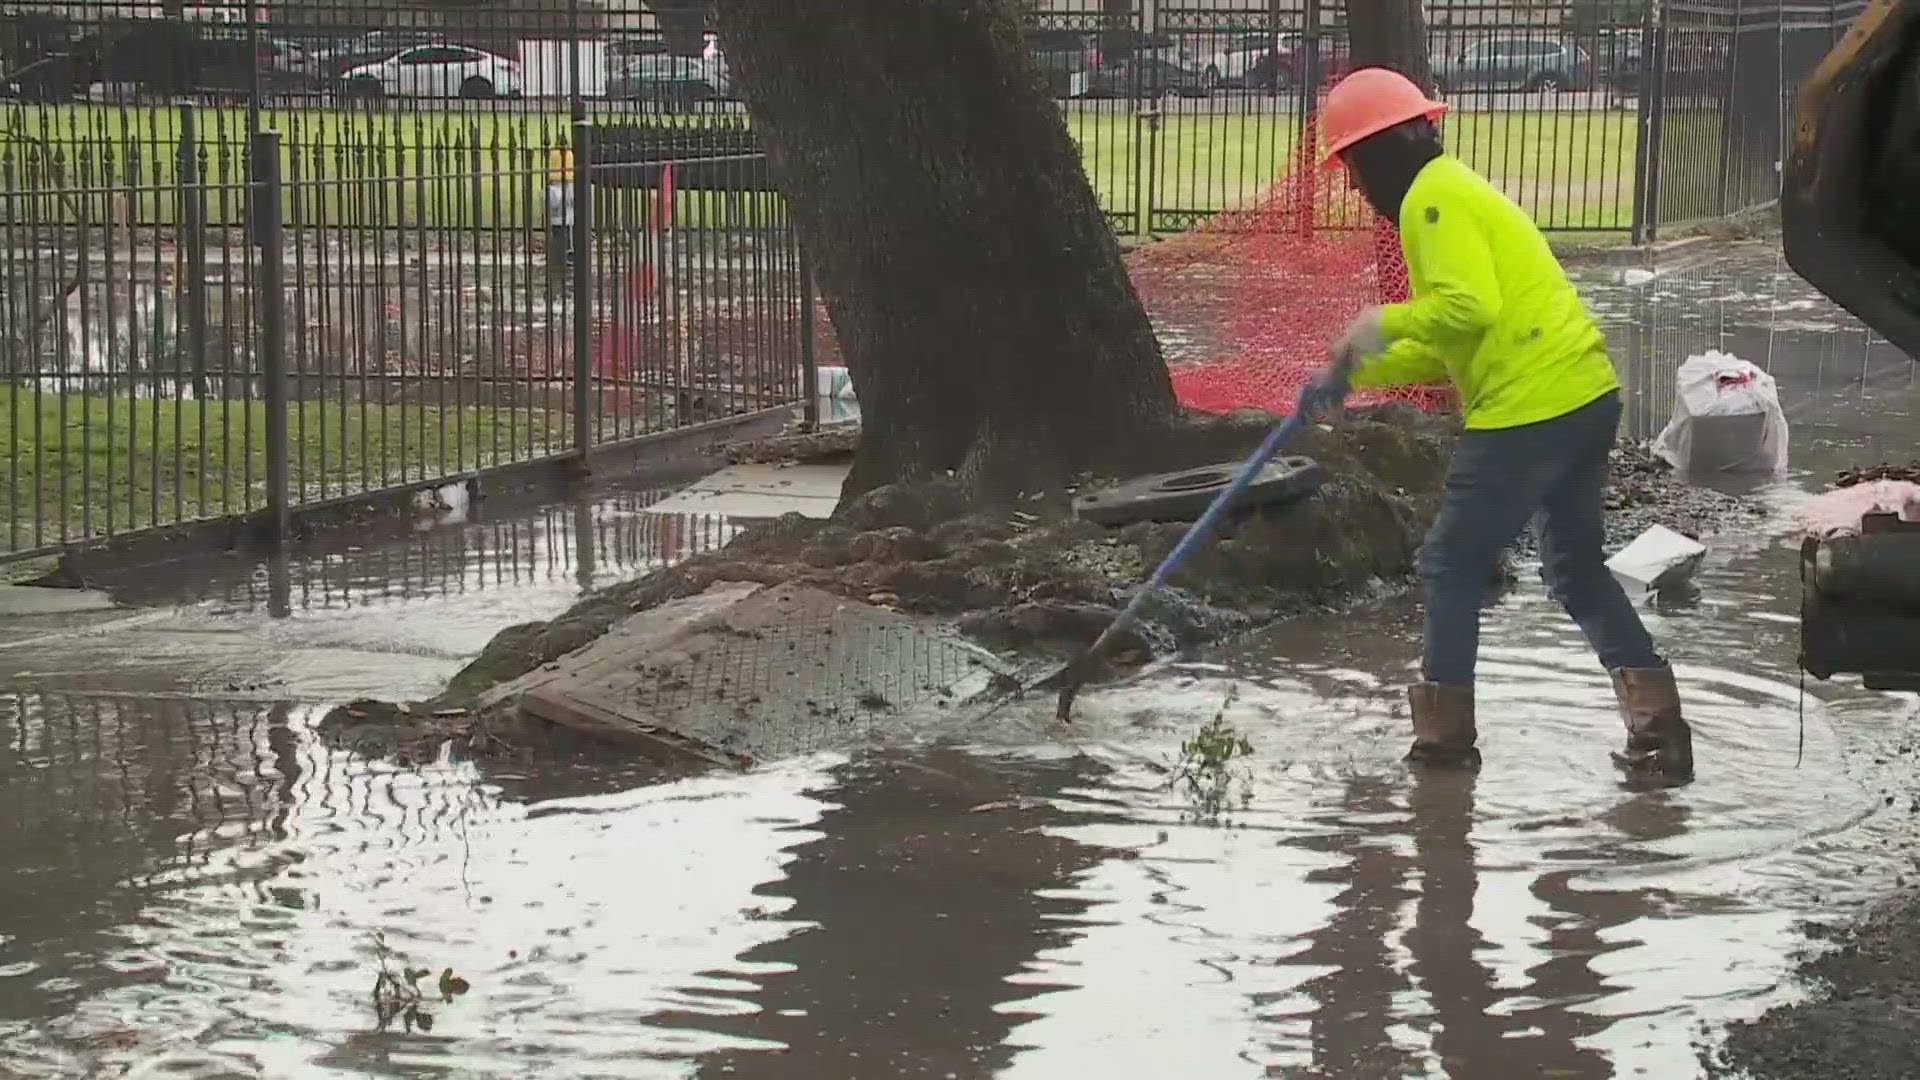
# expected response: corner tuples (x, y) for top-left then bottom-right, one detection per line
(1318, 67), (1448, 168)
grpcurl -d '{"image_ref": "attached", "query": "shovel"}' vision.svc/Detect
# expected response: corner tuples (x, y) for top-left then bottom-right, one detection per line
(1012, 408), (1315, 722)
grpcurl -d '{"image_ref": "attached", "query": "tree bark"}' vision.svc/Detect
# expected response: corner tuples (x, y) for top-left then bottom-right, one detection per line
(648, 0), (711, 55)
(1344, 0), (1434, 95)
(709, 0), (1179, 508)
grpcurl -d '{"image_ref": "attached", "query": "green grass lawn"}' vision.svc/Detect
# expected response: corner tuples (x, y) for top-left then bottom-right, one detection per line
(4, 102), (776, 231)
(1066, 104), (1639, 231)
(0, 388), (565, 551)
(5, 99), (1640, 233)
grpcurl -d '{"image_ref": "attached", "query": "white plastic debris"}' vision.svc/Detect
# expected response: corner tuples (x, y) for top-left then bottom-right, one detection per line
(816, 364), (857, 401)
(1621, 267), (1656, 286)
(1652, 351), (1789, 474)
(1607, 525), (1707, 599)
(411, 479), (473, 529)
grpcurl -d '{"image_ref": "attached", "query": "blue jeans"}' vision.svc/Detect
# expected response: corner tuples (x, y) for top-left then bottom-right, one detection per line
(1420, 390), (1665, 685)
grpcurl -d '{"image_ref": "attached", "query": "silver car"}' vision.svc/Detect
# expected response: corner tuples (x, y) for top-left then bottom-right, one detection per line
(1430, 38), (1594, 95)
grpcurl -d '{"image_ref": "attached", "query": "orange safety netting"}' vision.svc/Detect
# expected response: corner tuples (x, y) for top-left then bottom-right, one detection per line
(1129, 110), (1454, 417)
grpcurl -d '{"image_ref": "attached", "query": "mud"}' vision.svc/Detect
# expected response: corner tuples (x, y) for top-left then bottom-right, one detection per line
(725, 420), (862, 466)
(1836, 461), (1920, 489)
(1596, 440), (1768, 547)
(1711, 893), (1920, 1079)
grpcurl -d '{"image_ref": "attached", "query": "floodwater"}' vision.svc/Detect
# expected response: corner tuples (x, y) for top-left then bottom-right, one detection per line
(3, 243), (1919, 1078)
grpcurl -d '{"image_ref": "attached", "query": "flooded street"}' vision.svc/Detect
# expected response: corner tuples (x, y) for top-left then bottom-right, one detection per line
(3, 243), (1919, 1078)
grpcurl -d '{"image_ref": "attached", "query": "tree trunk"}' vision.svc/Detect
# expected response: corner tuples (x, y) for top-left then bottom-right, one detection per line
(1344, 0), (1434, 94)
(1101, 0), (1137, 58)
(710, 0), (1179, 507)
(648, 0), (710, 55)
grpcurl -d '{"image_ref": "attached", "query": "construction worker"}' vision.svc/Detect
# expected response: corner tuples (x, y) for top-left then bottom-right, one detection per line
(1303, 66), (1692, 785)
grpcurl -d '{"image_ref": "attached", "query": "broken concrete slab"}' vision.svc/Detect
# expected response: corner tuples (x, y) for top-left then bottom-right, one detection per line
(646, 462), (849, 520)
(478, 579), (1013, 766)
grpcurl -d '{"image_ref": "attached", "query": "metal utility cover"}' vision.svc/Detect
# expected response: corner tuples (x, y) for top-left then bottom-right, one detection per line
(1073, 455), (1325, 526)
(499, 581), (1012, 766)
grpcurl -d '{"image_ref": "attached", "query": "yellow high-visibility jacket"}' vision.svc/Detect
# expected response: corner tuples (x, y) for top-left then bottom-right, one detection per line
(1350, 154), (1618, 430)
(549, 146), (574, 183)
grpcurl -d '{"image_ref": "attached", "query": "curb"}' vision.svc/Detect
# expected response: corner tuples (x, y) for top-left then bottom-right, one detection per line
(1556, 235), (1716, 268)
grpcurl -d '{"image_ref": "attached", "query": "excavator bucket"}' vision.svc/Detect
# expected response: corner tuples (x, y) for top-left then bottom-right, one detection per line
(1783, 0), (1920, 360)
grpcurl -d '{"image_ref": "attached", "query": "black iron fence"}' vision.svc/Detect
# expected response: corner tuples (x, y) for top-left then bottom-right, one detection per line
(0, 0), (1857, 559)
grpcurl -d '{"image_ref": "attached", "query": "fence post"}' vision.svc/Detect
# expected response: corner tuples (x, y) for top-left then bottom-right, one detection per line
(179, 105), (209, 401)
(1630, 12), (1656, 244)
(572, 120), (594, 460)
(800, 240), (819, 430)
(1715, 0), (1744, 217)
(1643, 14), (1674, 242)
(252, 129), (289, 542)
(1134, 0), (1157, 241)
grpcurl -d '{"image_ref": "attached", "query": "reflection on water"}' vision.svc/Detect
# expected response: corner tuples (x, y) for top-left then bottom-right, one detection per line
(0, 488), (741, 703)
(0, 245), (1917, 1077)
(101, 487), (741, 614)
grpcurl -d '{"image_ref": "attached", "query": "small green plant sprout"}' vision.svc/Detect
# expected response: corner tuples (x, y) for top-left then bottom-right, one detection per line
(1169, 685), (1256, 822)
(369, 931), (471, 1034)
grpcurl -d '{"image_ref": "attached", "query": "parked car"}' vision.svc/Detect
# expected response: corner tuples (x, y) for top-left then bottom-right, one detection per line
(1080, 54), (1212, 99)
(1595, 35), (1724, 98)
(318, 30), (441, 76)
(1596, 32), (1642, 94)
(607, 53), (729, 105)
(1196, 31), (1353, 91)
(1430, 38), (1594, 94)
(342, 43), (521, 99)
(0, 51), (82, 101)
(1199, 31), (1275, 89)
(1263, 31), (1355, 89)
(3, 21), (329, 101)
(1025, 27), (1099, 97)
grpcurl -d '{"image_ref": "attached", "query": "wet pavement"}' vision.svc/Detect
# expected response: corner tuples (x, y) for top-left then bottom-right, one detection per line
(2, 242), (1919, 1078)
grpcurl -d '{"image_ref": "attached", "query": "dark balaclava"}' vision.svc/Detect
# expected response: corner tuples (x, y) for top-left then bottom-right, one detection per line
(1343, 116), (1444, 222)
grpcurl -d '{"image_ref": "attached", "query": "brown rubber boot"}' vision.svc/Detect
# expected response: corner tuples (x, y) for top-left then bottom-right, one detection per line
(1406, 682), (1480, 769)
(1610, 666), (1694, 784)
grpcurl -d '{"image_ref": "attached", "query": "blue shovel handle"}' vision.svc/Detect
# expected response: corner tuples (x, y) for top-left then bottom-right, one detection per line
(1083, 410), (1310, 658)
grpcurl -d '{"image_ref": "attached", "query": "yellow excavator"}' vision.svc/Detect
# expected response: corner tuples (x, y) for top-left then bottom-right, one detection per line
(1784, 0), (1920, 355)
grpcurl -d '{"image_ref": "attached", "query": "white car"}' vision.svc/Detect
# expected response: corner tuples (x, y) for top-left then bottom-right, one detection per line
(343, 44), (522, 99)
(1201, 32), (1278, 89)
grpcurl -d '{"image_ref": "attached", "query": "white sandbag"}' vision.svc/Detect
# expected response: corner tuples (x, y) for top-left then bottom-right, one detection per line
(1652, 351), (1789, 474)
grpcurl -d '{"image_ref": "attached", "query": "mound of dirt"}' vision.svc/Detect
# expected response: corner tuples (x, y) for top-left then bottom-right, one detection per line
(1508, 440), (1767, 558)
(435, 405), (1456, 711)
(1708, 892), (1920, 1079)
(321, 406), (1766, 761)
(1605, 441), (1768, 542)
(1837, 461), (1920, 490)
(726, 422), (860, 465)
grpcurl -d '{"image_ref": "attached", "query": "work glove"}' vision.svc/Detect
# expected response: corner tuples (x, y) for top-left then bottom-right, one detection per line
(1332, 305), (1388, 364)
(1298, 341), (1360, 420)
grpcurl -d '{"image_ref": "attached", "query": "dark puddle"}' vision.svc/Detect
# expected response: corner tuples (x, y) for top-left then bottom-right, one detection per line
(0, 246), (1917, 1076)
